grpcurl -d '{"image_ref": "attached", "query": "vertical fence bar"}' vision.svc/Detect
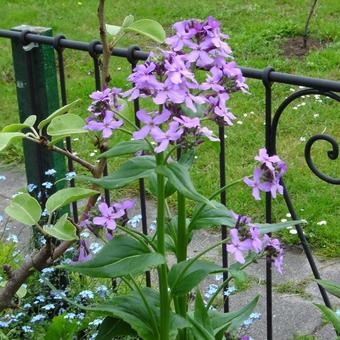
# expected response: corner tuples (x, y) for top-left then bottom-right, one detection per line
(127, 45), (151, 287)
(53, 34), (79, 223)
(219, 125), (229, 313)
(262, 67), (274, 340)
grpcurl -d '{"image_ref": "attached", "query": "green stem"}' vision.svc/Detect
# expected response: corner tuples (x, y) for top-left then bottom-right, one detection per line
(176, 191), (188, 339)
(117, 225), (157, 251)
(156, 153), (170, 340)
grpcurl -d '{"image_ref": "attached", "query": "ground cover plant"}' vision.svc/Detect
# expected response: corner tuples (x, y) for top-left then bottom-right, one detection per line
(0, 0), (339, 257)
(0, 9), (310, 338)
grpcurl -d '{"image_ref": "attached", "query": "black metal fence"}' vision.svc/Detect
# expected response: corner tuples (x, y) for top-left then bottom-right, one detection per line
(0, 28), (339, 340)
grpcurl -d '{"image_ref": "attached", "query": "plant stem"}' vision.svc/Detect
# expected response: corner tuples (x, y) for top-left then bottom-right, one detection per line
(176, 191), (188, 339)
(156, 152), (170, 340)
(303, 0), (318, 49)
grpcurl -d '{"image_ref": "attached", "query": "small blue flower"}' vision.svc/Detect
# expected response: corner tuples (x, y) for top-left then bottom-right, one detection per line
(6, 234), (18, 244)
(31, 314), (46, 323)
(42, 303), (55, 311)
(215, 274), (223, 281)
(336, 309), (340, 317)
(78, 290), (94, 299)
(89, 318), (103, 327)
(64, 313), (76, 320)
(41, 267), (54, 275)
(204, 284), (218, 299)
(65, 172), (76, 181)
(22, 325), (33, 333)
(0, 321), (9, 328)
(127, 214), (142, 228)
(80, 231), (90, 238)
(224, 286), (237, 297)
(27, 183), (37, 192)
(34, 295), (46, 304)
(149, 220), (157, 231)
(0, 175), (6, 181)
(23, 303), (32, 309)
(51, 291), (66, 300)
(89, 242), (102, 254)
(42, 181), (53, 189)
(45, 169), (57, 176)
(41, 209), (49, 217)
(96, 285), (109, 298)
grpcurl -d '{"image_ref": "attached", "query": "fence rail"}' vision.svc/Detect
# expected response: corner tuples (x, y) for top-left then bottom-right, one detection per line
(0, 26), (339, 340)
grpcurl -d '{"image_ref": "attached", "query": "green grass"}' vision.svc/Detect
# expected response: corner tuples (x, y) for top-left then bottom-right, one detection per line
(0, 0), (339, 257)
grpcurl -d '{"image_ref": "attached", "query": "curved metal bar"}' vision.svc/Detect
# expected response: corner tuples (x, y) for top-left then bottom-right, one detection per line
(271, 89), (340, 183)
(270, 88), (339, 309)
(305, 134), (339, 185)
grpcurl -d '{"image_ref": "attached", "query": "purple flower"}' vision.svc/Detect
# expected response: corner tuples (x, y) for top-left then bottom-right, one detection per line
(85, 111), (123, 138)
(255, 148), (281, 171)
(151, 121), (183, 153)
(243, 168), (266, 200)
(93, 202), (124, 231)
(133, 109), (171, 140)
(75, 240), (92, 263)
(249, 226), (262, 253)
(165, 20), (197, 51)
(227, 228), (252, 264)
(112, 199), (135, 212)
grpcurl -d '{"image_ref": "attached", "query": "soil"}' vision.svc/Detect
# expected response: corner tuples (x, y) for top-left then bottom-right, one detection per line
(280, 36), (328, 58)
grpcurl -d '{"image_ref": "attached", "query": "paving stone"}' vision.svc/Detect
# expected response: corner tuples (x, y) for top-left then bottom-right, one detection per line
(313, 323), (337, 340)
(228, 285), (323, 340)
(305, 262), (340, 307)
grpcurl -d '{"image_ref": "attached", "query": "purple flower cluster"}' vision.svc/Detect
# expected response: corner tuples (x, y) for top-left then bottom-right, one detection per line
(84, 87), (124, 138)
(92, 199), (134, 236)
(121, 17), (248, 153)
(227, 213), (284, 274)
(244, 148), (287, 200)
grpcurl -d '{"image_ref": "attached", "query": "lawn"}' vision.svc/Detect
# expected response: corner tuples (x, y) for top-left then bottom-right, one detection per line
(0, 0), (339, 257)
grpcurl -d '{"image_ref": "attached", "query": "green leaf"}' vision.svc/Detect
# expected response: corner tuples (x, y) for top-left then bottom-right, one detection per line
(314, 304), (340, 333)
(187, 316), (215, 340)
(99, 140), (150, 159)
(122, 15), (134, 27)
(88, 288), (189, 340)
(38, 99), (81, 130)
(61, 234), (165, 278)
(46, 188), (98, 214)
(192, 290), (214, 335)
(96, 316), (137, 339)
(16, 284), (27, 299)
(2, 115), (36, 132)
(189, 201), (235, 232)
(106, 24), (122, 36)
(47, 114), (87, 137)
(255, 219), (306, 234)
(45, 315), (84, 340)
(316, 279), (340, 298)
(123, 19), (166, 43)
(0, 132), (25, 152)
(168, 260), (221, 296)
(43, 214), (78, 241)
(79, 156), (156, 189)
(5, 193), (41, 225)
(156, 162), (211, 205)
(210, 295), (260, 337)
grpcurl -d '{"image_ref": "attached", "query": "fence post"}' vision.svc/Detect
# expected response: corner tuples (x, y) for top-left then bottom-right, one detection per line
(10, 25), (66, 192)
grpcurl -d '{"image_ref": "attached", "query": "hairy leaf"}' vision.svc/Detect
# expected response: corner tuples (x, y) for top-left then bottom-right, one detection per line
(99, 140), (150, 159)
(2, 115), (36, 132)
(61, 234), (165, 278)
(168, 260), (221, 296)
(79, 156), (156, 189)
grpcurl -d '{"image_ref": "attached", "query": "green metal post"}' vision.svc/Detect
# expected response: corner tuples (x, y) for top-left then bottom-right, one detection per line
(10, 25), (66, 192)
